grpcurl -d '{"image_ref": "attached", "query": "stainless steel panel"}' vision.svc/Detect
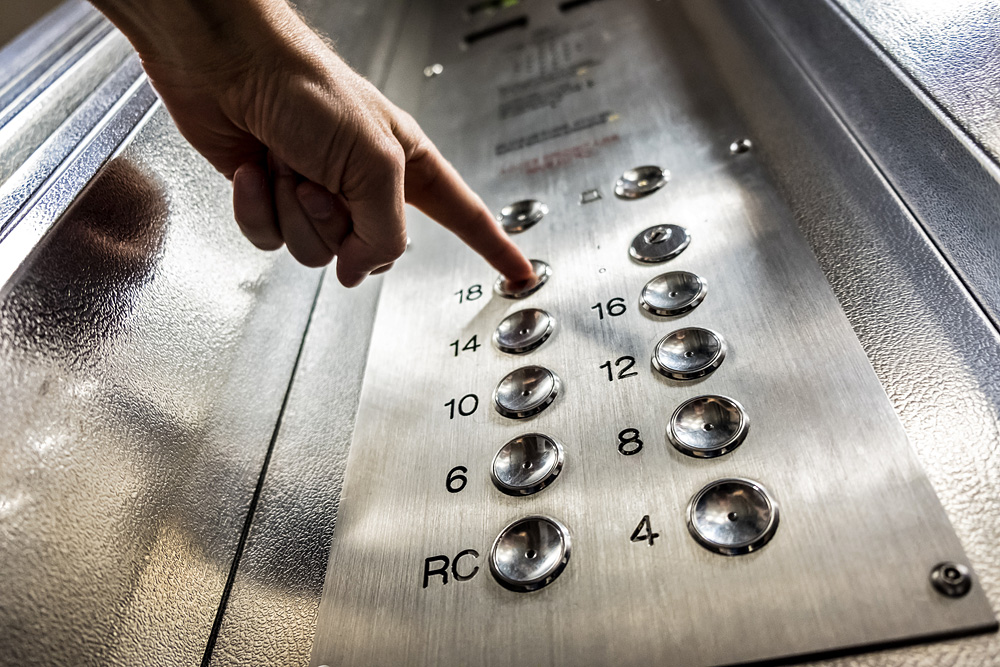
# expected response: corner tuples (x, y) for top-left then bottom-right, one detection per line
(0, 104), (321, 666)
(683, 2), (1000, 664)
(311, 1), (995, 665)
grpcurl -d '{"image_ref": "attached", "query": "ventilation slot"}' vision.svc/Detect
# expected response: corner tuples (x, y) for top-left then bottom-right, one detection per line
(559, 0), (603, 12)
(464, 16), (529, 45)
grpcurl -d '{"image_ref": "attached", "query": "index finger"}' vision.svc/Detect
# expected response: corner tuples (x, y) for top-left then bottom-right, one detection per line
(401, 139), (535, 283)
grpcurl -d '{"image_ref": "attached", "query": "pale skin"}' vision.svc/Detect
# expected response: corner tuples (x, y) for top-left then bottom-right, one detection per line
(89, 0), (536, 287)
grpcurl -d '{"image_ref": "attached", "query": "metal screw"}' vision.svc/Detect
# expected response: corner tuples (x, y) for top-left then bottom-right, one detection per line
(930, 561), (972, 597)
(729, 138), (752, 155)
(423, 63), (444, 78)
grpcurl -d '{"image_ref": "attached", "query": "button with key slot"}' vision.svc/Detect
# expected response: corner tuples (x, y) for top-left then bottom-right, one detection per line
(491, 433), (564, 495)
(497, 199), (548, 233)
(495, 259), (551, 299)
(668, 395), (748, 458)
(614, 165), (668, 199)
(640, 270), (707, 316)
(687, 478), (778, 555)
(494, 308), (555, 354)
(652, 327), (726, 380)
(494, 365), (561, 419)
(490, 515), (571, 592)
(629, 224), (690, 264)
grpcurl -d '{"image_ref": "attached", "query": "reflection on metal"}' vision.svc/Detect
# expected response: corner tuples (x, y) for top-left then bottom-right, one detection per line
(0, 67), (156, 292)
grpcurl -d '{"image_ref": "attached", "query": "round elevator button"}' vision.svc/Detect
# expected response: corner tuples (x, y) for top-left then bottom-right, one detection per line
(614, 165), (668, 199)
(629, 224), (690, 264)
(640, 271), (707, 316)
(687, 478), (778, 555)
(497, 200), (548, 233)
(494, 365), (561, 419)
(494, 308), (555, 354)
(668, 395), (749, 458)
(495, 259), (551, 299)
(652, 328), (726, 380)
(491, 433), (564, 496)
(490, 515), (571, 592)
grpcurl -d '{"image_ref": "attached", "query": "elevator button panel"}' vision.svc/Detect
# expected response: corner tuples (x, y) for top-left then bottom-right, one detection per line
(614, 165), (668, 199)
(311, 1), (995, 664)
(497, 199), (548, 233)
(687, 478), (779, 555)
(652, 327), (726, 380)
(494, 258), (551, 298)
(494, 365), (561, 419)
(491, 433), (564, 496)
(640, 270), (707, 316)
(668, 395), (749, 458)
(629, 224), (690, 264)
(494, 308), (555, 354)
(489, 515), (571, 592)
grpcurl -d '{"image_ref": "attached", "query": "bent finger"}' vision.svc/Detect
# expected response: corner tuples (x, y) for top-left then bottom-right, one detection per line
(233, 161), (283, 250)
(296, 180), (353, 255)
(272, 156), (335, 268)
(332, 147), (408, 287)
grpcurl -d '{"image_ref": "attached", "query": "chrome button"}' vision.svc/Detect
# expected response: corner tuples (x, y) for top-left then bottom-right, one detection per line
(668, 395), (749, 458)
(614, 165), (668, 199)
(687, 478), (778, 555)
(495, 259), (551, 299)
(491, 433), (564, 496)
(497, 199), (548, 233)
(494, 308), (555, 354)
(629, 224), (690, 264)
(490, 515), (571, 592)
(652, 327), (726, 380)
(640, 271), (707, 316)
(494, 365), (561, 419)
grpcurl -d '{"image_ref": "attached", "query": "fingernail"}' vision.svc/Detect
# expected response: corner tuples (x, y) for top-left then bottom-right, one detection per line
(298, 187), (336, 220)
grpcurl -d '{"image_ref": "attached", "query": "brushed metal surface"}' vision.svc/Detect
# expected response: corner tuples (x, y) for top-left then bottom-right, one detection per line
(0, 103), (320, 666)
(311, 1), (995, 665)
(683, 2), (1000, 665)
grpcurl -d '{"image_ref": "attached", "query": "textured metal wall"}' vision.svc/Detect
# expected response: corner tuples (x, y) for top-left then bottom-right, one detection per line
(0, 107), (321, 665)
(834, 0), (1000, 163)
(206, 1), (407, 665)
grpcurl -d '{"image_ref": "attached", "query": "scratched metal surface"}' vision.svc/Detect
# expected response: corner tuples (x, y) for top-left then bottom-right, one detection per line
(0, 103), (320, 666)
(309, 1), (995, 665)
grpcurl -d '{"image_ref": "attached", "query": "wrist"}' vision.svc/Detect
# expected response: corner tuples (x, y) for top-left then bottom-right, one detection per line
(94, 0), (302, 84)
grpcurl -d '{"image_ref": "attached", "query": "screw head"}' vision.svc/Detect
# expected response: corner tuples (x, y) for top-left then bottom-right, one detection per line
(930, 561), (972, 597)
(729, 138), (752, 154)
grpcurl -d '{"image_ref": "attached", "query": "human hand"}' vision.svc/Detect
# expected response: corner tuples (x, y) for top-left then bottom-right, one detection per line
(91, 0), (535, 287)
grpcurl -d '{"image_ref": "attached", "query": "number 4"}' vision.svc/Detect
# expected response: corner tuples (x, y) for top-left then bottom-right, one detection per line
(630, 514), (659, 546)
